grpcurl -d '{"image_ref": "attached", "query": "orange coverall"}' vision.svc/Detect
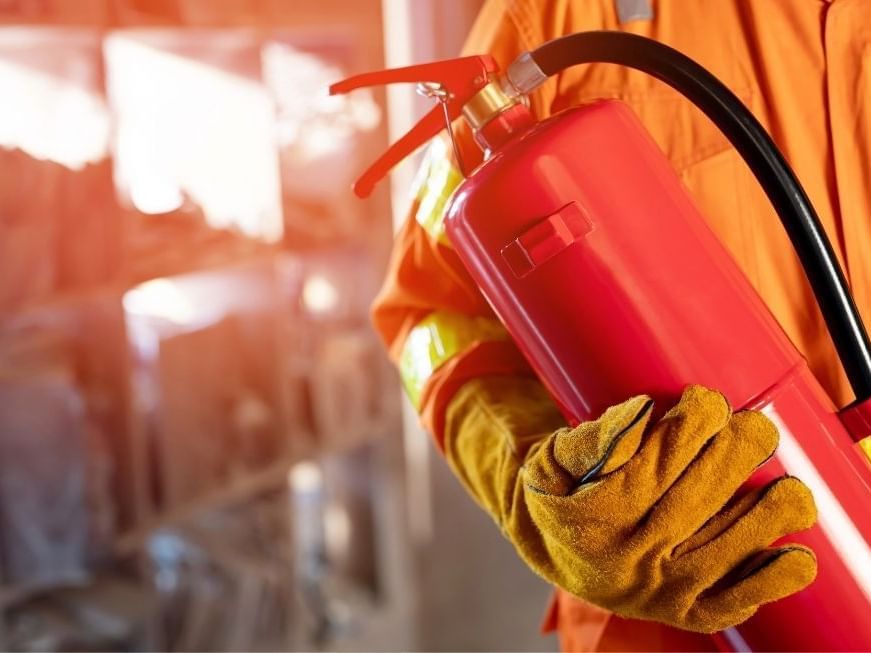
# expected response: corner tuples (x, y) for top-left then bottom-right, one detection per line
(372, 0), (871, 649)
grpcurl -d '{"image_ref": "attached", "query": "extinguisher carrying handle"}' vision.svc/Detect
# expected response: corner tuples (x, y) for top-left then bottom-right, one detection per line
(329, 56), (499, 198)
(520, 31), (871, 406)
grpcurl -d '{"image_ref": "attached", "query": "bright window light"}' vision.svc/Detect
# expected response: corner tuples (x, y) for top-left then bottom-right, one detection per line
(324, 502), (352, 557)
(123, 278), (196, 325)
(105, 31), (283, 242)
(302, 274), (340, 315)
(0, 29), (109, 170)
(262, 40), (380, 200)
(288, 461), (323, 494)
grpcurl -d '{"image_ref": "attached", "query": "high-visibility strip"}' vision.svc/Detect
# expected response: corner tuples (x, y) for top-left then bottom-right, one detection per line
(860, 436), (871, 465)
(399, 311), (508, 409)
(413, 138), (463, 245)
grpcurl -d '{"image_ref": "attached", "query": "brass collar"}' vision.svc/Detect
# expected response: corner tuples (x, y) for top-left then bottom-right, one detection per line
(462, 81), (517, 130)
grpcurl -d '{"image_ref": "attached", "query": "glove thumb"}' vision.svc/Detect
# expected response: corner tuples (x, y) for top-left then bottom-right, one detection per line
(524, 395), (653, 495)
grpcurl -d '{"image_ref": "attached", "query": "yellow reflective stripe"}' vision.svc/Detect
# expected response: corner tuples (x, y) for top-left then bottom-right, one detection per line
(399, 311), (508, 409)
(860, 436), (871, 465)
(408, 142), (433, 201)
(413, 138), (463, 245)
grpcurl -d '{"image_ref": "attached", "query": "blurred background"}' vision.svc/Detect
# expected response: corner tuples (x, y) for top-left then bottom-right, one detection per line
(0, 1), (556, 650)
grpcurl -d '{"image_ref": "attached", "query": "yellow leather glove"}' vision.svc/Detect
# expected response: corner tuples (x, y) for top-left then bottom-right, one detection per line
(443, 377), (817, 633)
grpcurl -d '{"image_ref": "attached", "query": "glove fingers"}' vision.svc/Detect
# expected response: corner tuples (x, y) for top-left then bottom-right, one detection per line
(688, 545), (817, 633)
(616, 385), (731, 511)
(672, 484), (762, 558)
(675, 476), (816, 585)
(526, 395), (653, 495)
(641, 410), (779, 546)
(557, 395), (654, 481)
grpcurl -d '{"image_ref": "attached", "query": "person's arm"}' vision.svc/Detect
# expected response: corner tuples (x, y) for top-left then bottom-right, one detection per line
(372, 0), (560, 443)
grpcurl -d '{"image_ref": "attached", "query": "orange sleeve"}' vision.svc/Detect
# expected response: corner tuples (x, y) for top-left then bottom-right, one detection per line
(371, 201), (534, 443)
(372, 213), (492, 364)
(371, 0), (565, 443)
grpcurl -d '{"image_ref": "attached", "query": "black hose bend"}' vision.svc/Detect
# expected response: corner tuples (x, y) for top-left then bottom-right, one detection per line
(530, 31), (871, 403)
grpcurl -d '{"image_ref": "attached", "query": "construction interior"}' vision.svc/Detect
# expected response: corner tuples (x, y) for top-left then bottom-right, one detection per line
(0, 1), (557, 651)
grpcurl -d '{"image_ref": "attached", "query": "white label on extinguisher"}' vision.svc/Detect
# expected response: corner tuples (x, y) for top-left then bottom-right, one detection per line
(616, 0), (653, 23)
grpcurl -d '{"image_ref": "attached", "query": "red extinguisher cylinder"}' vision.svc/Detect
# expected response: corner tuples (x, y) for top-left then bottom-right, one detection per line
(445, 99), (871, 651)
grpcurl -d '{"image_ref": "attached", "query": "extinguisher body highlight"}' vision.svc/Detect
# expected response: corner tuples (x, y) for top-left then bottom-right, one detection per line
(444, 99), (871, 651)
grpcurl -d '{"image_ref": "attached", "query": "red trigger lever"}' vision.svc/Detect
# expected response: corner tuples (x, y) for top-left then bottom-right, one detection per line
(329, 55), (498, 198)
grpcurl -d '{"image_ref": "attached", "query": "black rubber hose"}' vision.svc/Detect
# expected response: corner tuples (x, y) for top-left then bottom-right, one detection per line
(530, 31), (871, 404)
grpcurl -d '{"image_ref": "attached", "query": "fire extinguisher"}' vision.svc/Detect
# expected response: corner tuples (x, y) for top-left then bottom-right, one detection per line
(330, 32), (871, 651)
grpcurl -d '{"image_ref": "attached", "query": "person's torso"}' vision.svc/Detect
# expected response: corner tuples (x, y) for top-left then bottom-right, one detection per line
(535, 0), (871, 411)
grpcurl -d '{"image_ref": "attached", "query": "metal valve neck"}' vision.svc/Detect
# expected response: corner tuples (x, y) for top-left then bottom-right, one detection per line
(462, 80), (535, 156)
(461, 80), (518, 130)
